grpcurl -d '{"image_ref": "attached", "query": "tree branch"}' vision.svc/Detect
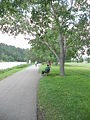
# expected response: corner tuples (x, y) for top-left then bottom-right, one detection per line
(40, 40), (60, 62)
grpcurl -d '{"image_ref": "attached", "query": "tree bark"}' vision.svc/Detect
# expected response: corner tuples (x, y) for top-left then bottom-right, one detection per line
(64, 36), (66, 63)
(59, 32), (65, 76)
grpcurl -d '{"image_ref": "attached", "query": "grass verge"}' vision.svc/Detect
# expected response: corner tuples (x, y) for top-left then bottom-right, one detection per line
(37, 63), (90, 120)
(0, 64), (28, 81)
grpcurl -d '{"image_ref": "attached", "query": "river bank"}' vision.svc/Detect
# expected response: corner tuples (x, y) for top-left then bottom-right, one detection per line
(0, 62), (27, 70)
(0, 64), (28, 81)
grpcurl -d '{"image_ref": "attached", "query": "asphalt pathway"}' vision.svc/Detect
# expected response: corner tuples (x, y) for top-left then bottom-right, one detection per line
(0, 65), (41, 120)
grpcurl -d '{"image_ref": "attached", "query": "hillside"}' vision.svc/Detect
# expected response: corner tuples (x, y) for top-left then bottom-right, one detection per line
(0, 43), (26, 62)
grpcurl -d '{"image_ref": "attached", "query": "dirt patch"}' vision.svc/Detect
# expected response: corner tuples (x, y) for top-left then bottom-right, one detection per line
(37, 105), (45, 120)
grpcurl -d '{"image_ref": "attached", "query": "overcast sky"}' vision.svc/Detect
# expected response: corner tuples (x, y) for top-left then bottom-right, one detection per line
(0, 32), (31, 49)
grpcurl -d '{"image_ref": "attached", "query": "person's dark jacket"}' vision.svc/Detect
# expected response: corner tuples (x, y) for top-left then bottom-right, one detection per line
(45, 66), (50, 73)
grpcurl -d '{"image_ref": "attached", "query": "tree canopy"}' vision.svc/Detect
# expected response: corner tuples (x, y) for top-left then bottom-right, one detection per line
(0, 0), (89, 75)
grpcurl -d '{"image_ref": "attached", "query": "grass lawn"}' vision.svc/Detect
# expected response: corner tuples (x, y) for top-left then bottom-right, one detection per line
(0, 64), (28, 81)
(37, 63), (90, 120)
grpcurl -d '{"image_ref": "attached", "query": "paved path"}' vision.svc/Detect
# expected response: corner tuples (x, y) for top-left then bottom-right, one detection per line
(0, 65), (41, 120)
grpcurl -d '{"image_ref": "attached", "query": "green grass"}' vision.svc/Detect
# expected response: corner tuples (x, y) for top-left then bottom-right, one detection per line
(37, 63), (90, 120)
(0, 64), (28, 81)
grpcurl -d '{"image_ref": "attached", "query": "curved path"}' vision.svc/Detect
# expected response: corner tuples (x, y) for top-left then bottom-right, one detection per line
(0, 65), (41, 120)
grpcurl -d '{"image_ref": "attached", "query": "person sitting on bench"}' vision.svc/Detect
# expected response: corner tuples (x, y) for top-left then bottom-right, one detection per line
(42, 64), (50, 76)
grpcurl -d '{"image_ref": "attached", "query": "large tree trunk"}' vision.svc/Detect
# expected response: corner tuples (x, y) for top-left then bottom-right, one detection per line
(64, 36), (66, 63)
(59, 32), (65, 76)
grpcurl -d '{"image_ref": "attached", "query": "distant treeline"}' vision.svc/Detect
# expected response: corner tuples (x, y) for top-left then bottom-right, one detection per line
(0, 43), (26, 62)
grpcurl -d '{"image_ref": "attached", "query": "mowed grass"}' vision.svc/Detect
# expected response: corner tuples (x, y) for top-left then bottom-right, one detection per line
(0, 64), (28, 81)
(37, 63), (90, 120)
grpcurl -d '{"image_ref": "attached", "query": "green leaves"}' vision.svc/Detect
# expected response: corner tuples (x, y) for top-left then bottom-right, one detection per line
(0, 0), (31, 17)
(0, 0), (89, 63)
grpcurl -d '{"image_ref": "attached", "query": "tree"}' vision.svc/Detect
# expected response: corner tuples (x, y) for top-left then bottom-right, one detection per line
(0, 0), (31, 17)
(0, 0), (89, 76)
(30, 0), (89, 75)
